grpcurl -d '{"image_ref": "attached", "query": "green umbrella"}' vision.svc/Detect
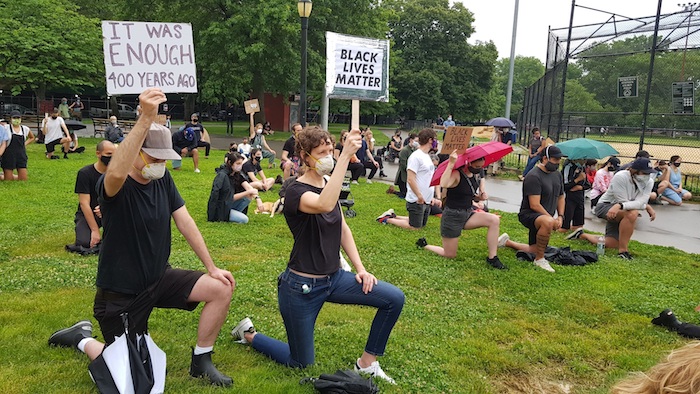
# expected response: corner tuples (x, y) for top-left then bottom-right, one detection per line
(555, 138), (618, 159)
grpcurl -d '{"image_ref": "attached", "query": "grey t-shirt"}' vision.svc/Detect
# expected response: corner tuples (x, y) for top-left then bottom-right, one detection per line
(520, 166), (564, 216)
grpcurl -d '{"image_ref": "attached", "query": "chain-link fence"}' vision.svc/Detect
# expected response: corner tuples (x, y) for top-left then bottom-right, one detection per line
(516, 4), (700, 195)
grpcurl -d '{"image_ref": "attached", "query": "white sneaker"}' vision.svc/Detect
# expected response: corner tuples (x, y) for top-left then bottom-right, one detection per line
(376, 209), (395, 221)
(366, 179), (373, 184)
(591, 208), (596, 215)
(355, 358), (396, 385)
(351, 180), (359, 185)
(533, 258), (555, 273)
(194, 168), (201, 173)
(231, 317), (256, 344)
(497, 233), (509, 248)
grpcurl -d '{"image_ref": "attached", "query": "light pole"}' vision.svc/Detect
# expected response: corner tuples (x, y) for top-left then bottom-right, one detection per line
(298, 0), (312, 126)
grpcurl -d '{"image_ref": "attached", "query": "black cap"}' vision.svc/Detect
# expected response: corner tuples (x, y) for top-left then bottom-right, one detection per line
(629, 157), (657, 174)
(540, 145), (564, 159)
(608, 157), (621, 170)
(10, 110), (21, 118)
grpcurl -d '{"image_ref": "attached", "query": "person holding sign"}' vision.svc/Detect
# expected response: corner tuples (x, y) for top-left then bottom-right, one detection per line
(416, 151), (506, 269)
(230, 127), (404, 384)
(48, 88), (235, 387)
(249, 113), (276, 168)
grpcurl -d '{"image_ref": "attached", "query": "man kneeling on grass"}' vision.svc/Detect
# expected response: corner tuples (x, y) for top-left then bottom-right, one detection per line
(48, 88), (236, 387)
(565, 157), (656, 260)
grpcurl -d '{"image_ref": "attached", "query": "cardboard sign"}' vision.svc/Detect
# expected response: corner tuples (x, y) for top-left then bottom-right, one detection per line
(101, 21), (197, 95)
(471, 126), (494, 139)
(441, 126), (473, 154)
(244, 99), (260, 114)
(544, 137), (555, 147)
(326, 32), (390, 102)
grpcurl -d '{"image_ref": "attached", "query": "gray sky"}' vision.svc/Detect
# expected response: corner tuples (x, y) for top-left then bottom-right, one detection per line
(457, 0), (683, 62)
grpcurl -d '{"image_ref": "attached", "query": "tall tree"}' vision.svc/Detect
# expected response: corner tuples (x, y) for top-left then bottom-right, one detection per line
(491, 56), (544, 119)
(385, 0), (497, 121)
(0, 0), (103, 107)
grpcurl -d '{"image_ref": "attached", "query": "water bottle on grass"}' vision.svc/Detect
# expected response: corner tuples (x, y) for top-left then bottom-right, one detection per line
(596, 236), (605, 256)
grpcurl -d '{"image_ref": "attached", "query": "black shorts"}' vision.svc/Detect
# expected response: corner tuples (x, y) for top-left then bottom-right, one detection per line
(440, 207), (474, 238)
(93, 267), (204, 344)
(45, 138), (64, 153)
(518, 211), (544, 245)
(406, 201), (430, 228)
(0, 148), (27, 170)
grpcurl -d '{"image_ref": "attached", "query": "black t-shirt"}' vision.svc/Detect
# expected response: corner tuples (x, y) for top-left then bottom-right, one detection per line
(242, 159), (262, 177)
(284, 181), (342, 275)
(230, 172), (246, 194)
(283, 136), (296, 157)
(520, 166), (564, 216)
(96, 171), (185, 294)
(74, 164), (103, 215)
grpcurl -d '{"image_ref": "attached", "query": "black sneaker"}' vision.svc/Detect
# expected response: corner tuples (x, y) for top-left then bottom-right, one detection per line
(48, 320), (93, 349)
(275, 175), (284, 184)
(651, 309), (682, 330)
(416, 237), (427, 249)
(565, 228), (584, 240)
(618, 251), (634, 260)
(487, 256), (508, 270)
(189, 350), (233, 387)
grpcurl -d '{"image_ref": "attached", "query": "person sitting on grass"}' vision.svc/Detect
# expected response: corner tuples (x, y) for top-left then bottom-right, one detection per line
(658, 155), (693, 206)
(243, 148), (275, 191)
(207, 152), (264, 224)
(230, 127), (404, 384)
(238, 137), (251, 158)
(376, 129), (440, 230)
(417, 152), (506, 269)
(565, 157), (657, 260)
(498, 145), (565, 273)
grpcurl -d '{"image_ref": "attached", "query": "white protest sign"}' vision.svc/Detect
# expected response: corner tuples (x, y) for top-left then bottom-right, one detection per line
(326, 32), (389, 102)
(101, 21), (197, 95)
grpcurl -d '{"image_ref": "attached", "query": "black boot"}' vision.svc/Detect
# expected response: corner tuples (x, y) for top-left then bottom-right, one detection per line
(189, 350), (233, 387)
(652, 309), (682, 331)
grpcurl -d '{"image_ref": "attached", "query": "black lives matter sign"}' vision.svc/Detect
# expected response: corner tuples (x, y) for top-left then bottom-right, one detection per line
(326, 32), (389, 102)
(101, 21), (197, 95)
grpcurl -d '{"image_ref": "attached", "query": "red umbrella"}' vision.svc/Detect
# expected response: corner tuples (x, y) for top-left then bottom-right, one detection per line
(430, 141), (513, 186)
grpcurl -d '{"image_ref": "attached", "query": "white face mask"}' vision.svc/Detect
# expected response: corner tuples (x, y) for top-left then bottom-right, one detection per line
(256, 128), (263, 134)
(139, 152), (166, 180)
(309, 154), (335, 176)
(633, 174), (650, 184)
(233, 164), (243, 172)
(411, 141), (419, 148)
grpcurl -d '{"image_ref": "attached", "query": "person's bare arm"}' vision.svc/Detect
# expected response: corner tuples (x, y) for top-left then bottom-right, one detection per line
(103, 88), (166, 197)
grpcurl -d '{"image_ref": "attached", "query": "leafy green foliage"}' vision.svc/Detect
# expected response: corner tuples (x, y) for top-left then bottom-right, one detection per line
(0, 0), (104, 100)
(1, 138), (699, 392)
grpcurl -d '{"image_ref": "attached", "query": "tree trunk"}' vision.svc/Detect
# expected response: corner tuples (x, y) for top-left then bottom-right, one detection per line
(110, 96), (119, 118)
(185, 94), (196, 122)
(34, 83), (46, 113)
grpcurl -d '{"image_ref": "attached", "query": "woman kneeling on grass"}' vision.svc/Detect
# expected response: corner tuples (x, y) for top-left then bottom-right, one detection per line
(417, 151), (507, 269)
(231, 127), (405, 384)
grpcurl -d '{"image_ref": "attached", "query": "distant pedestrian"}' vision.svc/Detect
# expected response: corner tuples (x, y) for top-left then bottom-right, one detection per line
(226, 102), (235, 135)
(69, 96), (84, 121)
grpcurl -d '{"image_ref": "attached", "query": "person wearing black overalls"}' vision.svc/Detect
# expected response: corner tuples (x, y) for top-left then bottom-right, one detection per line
(2, 110), (35, 181)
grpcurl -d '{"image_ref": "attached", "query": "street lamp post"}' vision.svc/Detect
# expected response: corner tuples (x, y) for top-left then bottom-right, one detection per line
(298, 0), (312, 127)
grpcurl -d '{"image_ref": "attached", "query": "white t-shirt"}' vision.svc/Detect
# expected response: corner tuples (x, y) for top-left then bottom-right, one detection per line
(42, 116), (67, 143)
(405, 149), (435, 204)
(0, 124), (10, 143)
(238, 143), (251, 157)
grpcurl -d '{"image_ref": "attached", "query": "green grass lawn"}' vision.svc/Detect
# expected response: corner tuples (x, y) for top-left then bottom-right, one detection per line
(1, 139), (698, 393)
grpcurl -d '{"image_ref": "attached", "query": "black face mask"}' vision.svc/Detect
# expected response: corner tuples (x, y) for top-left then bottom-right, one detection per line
(255, 156), (262, 162)
(544, 161), (560, 172)
(673, 162), (681, 167)
(607, 167), (615, 171)
(100, 155), (112, 166)
(468, 166), (481, 175)
(51, 116), (57, 119)
(192, 118), (199, 123)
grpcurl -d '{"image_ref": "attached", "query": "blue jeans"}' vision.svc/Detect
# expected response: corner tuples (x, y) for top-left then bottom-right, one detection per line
(251, 268), (405, 368)
(228, 197), (250, 223)
(522, 156), (539, 176)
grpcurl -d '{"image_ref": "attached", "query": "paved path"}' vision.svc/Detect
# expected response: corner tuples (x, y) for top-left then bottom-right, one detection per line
(76, 125), (700, 254)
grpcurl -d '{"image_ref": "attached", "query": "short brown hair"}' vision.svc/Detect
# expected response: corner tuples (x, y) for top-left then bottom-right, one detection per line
(295, 126), (332, 158)
(417, 128), (437, 145)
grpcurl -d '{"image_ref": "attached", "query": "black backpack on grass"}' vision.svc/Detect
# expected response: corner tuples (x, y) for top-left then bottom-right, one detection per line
(301, 369), (379, 394)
